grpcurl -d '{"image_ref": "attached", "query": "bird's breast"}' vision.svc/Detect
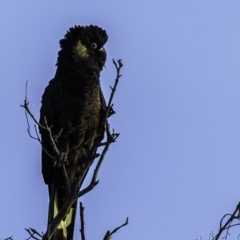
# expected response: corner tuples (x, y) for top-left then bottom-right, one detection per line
(60, 78), (102, 150)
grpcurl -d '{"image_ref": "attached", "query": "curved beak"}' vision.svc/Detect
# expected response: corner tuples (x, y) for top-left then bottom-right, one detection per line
(99, 47), (107, 68)
(99, 47), (106, 56)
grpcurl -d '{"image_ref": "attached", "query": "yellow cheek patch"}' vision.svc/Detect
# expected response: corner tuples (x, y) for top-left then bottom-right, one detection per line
(75, 40), (89, 58)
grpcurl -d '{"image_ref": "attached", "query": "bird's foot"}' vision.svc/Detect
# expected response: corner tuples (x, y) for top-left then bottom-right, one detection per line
(53, 152), (68, 167)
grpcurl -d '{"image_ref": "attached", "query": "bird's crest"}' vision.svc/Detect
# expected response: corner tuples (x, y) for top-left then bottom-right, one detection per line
(60, 25), (108, 50)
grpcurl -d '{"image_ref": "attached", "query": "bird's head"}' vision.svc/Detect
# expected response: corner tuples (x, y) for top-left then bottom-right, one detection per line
(58, 25), (108, 71)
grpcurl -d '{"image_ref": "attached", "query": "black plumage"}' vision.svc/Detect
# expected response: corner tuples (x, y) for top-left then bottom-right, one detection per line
(39, 25), (108, 240)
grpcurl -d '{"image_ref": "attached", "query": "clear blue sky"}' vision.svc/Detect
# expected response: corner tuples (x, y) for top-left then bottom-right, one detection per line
(1, 1), (240, 239)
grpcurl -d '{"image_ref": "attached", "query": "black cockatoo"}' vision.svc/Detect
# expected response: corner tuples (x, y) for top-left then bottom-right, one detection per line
(39, 25), (108, 240)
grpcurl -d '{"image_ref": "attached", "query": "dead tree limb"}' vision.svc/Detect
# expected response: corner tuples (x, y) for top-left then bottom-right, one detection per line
(79, 202), (86, 240)
(102, 218), (129, 240)
(213, 202), (240, 240)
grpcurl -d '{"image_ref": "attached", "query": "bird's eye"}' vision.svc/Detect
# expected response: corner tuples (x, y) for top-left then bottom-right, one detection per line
(91, 43), (98, 49)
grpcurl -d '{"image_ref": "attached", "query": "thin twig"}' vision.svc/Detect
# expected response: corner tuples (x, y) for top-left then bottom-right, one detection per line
(103, 218), (129, 240)
(21, 84), (54, 160)
(109, 217), (129, 236)
(104, 59), (123, 122)
(80, 202), (86, 240)
(25, 228), (43, 240)
(104, 59), (123, 139)
(33, 125), (54, 159)
(43, 116), (59, 155)
(208, 232), (214, 240)
(20, 82), (47, 130)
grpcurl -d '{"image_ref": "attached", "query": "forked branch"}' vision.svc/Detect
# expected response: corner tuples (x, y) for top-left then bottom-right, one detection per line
(213, 202), (240, 240)
(102, 218), (129, 240)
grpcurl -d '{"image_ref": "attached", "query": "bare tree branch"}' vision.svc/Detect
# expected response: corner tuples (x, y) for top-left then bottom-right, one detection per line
(79, 202), (86, 240)
(213, 202), (240, 240)
(102, 218), (129, 240)
(25, 228), (43, 240)
(109, 217), (129, 237)
(2, 237), (14, 240)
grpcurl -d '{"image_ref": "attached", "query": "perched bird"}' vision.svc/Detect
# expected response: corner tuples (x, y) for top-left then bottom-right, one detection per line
(39, 25), (108, 240)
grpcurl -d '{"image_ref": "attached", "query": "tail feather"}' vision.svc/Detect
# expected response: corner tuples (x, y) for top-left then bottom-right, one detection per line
(48, 183), (77, 240)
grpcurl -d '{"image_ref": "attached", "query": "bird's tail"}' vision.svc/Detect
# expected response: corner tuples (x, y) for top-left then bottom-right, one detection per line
(48, 184), (77, 240)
